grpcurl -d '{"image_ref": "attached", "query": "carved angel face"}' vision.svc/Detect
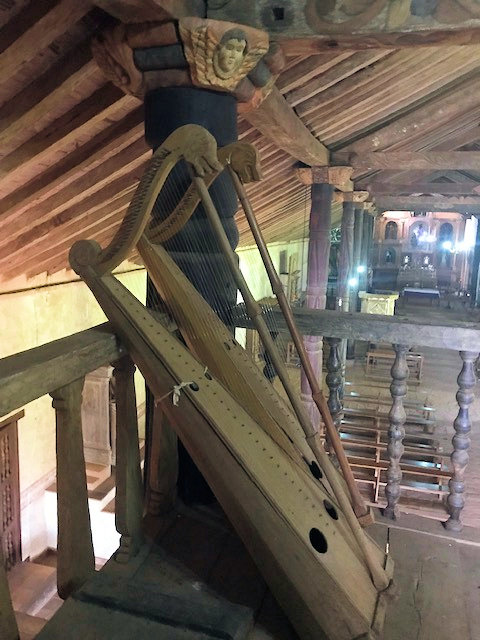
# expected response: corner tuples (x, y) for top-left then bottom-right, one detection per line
(213, 29), (247, 79)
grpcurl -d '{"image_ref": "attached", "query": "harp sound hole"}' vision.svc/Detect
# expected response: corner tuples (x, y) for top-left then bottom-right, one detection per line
(309, 461), (323, 480)
(224, 342), (231, 351)
(189, 382), (199, 391)
(205, 372), (212, 380)
(309, 528), (328, 554)
(323, 500), (338, 520)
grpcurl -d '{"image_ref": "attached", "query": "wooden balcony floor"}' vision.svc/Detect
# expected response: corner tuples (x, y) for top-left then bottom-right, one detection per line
(35, 503), (480, 640)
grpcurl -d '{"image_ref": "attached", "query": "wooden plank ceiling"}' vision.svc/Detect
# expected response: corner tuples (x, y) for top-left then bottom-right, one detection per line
(1, 1), (480, 281)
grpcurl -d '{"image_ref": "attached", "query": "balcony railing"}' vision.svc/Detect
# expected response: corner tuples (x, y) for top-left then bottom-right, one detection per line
(234, 305), (480, 530)
(0, 324), (145, 640)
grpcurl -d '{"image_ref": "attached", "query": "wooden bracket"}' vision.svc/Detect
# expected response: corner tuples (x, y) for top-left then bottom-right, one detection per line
(296, 166), (353, 191)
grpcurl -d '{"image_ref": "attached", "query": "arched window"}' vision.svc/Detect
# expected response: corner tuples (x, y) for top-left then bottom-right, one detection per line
(385, 221), (398, 240)
(438, 222), (453, 243)
(437, 223), (454, 268)
(383, 248), (396, 264)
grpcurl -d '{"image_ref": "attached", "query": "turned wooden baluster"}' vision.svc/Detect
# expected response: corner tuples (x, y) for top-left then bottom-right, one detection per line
(50, 378), (95, 598)
(0, 541), (18, 640)
(445, 350), (479, 532)
(384, 344), (409, 519)
(326, 337), (343, 429)
(113, 356), (144, 562)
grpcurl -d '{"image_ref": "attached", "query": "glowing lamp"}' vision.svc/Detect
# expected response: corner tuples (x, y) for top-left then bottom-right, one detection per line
(442, 240), (453, 251)
(357, 265), (366, 274)
(348, 277), (359, 288)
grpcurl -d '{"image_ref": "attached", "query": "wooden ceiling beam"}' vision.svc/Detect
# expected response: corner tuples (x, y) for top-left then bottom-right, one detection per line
(375, 195), (480, 213)
(0, 154), (149, 270)
(0, 0), (93, 80)
(93, 0), (204, 23)
(335, 151), (480, 172)
(0, 186), (137, 279)
(366, 182), (480, 195)
(343, 75), (480, 155)
(0, 59), (102, 159)
(287, 50), (391, 109)
(0, 88), (138, 199)
(276, 52), (353, 95)
(0, 108), (144, 225)
(209, 0), (480, 52)
(241, 86), (329, 166)
(313, 51), (480, 148)
(14, 197), (134, 280)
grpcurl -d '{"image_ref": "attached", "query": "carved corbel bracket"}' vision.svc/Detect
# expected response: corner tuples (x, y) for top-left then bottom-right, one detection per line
(296, 165), (353, 190)
(342, 190), (371, 203)
(91, 17), (284, 109)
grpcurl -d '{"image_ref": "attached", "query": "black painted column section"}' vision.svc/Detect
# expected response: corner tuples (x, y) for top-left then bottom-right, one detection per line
(144, 88), (239, 504)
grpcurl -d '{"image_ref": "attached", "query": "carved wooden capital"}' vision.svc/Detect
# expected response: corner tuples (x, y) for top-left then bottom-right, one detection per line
(91, 18), (282, 108)
(296, 166), (353, 189)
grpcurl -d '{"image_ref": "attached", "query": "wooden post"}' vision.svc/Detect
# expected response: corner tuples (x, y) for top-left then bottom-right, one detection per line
(0, 543), (18, 640)
(50, 378), (95, 599)
(113, 356), (144, 562)
(445, 351), (479, 531)
(147, 401), (178, 515)
(384, 344), (409, 519)
(300, 182), (334, 429)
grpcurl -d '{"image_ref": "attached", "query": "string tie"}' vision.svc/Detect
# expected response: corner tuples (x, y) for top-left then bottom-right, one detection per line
(158, 380), (193, 407)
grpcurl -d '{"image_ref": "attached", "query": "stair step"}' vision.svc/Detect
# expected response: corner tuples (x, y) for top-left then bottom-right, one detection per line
(15, 611), (48, 640)
(8, 562), (57, 616)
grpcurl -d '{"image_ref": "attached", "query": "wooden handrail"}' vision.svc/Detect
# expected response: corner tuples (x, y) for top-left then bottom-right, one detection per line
(234, 305), (480, 352)
(0, 323), (125, 417)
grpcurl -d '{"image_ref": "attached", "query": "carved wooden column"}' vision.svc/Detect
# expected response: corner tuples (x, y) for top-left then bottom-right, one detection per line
(384, 344), (409, 519)
(445, 350), (479, 531)
(295, 167), (352, 429)
(113, 356), (144, 562)
(0, 544), (18, 640)
(50, 378), (94, 598)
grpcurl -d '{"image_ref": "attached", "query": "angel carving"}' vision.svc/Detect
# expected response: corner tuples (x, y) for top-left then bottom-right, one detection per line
(179, 18), (269, 92)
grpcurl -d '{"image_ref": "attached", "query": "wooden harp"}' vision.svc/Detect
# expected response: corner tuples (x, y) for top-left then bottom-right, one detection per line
(69, 124), (393, 640)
